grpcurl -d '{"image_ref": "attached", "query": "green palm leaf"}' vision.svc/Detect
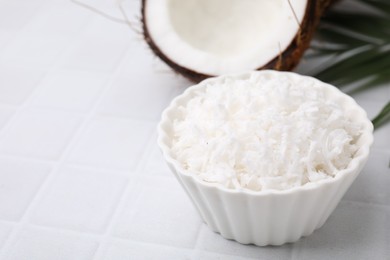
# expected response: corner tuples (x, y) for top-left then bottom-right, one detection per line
(372, 101), (390, 129)
(304, 0), (390, 129)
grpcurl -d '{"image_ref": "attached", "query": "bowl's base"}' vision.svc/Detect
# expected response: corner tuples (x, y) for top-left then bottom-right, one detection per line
(204, 222), (325, 247)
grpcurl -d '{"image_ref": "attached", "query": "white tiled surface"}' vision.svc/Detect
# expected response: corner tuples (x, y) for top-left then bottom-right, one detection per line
(0, 107), (15, 130)
(0, 158), (51, 221)
(31, 70), (109, 112)
(0, 223), (13, 250)
(0, 0), (389, 259)
(3, 227), (98, 260)
(29, 166), (127, 233)
(98, 241), (193, 260)
(0, 109), (83, 160)
(112, 176), (202, 248)
(0, 66), (45, 106)
(67, 117), (154, 171)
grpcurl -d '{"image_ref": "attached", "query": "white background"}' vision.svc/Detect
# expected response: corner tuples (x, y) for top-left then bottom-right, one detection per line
(0, 0), (389, 259)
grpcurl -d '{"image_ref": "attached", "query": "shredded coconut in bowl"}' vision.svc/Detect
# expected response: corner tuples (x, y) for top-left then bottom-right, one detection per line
(170, 72), (362, 191)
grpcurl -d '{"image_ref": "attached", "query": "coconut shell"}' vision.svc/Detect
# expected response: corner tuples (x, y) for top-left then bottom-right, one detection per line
(142, 0), (334, 83)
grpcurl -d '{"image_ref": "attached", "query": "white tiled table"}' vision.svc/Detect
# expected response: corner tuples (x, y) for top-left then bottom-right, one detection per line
(0, 0), (389, 259)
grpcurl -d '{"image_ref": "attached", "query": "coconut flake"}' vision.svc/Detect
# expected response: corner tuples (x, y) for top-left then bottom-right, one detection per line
(170, 74), (362, 191)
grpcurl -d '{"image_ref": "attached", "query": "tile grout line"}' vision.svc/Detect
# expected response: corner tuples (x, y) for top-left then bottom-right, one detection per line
(0, 154), (58, 166)
(136, 115), (203, 259)
(106, 237), (195, 255)
(24, 220), (196, 255)
(0, 36), (131, 258)
(0, 0), (48, 61)
(290, 198), (390, 260)
(0, 103), (18, 110)
(90, 122), (159, 260)
(27, 223), (105, 241)
(31, 223), (197, 255)
(0, 74), (49, 142)
(340, 199), (390, 210)
(290, 241), (304, 260)
(0, 20), (88, 141)
(111, 237), (195, 255)
(190, 226), (206, 259)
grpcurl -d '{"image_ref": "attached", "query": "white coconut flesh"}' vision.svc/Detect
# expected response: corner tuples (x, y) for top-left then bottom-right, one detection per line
(145, 0), (308, 76)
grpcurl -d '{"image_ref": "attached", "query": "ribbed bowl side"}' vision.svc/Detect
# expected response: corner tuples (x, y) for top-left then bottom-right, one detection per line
(315, 158), (367, 229)
(174, 169), (360, 246)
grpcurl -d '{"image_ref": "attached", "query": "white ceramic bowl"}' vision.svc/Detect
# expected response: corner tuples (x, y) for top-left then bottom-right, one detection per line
(157, 70), (374, 246)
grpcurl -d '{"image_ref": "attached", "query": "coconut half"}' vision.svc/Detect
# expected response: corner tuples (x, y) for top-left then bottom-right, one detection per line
(142, 0), (330, 82)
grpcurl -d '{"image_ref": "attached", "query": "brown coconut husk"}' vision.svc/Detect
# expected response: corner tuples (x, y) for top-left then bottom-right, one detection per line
(141, 0), (335, 83)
